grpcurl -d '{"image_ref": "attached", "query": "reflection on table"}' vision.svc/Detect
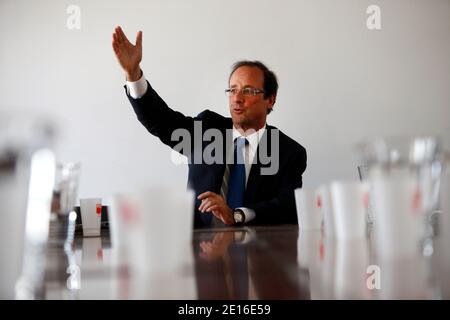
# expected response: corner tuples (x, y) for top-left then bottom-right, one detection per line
(37, 223), (450, 300)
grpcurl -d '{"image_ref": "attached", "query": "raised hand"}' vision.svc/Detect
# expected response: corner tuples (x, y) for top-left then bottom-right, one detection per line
(112, 26), (142, 81)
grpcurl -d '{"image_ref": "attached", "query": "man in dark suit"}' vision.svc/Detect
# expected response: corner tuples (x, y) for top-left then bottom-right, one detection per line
(112, 26), (307, 228)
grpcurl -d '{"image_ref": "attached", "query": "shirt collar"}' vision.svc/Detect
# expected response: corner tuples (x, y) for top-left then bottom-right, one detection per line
(232, 125), (266, 150)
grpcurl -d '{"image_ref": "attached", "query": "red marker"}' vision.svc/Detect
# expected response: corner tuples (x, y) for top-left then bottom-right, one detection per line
(316, 196), (322, 209)
(362, 192), (370, 209)
(411, 190), (421, 213)
(96, 203), (102, 216)
(319, 241), (325, 261)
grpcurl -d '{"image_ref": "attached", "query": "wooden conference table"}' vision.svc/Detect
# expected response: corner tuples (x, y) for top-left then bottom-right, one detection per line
(41, 224), (450, 300)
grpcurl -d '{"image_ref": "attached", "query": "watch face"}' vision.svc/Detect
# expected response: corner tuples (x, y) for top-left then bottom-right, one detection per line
(234, 211), (244, 223)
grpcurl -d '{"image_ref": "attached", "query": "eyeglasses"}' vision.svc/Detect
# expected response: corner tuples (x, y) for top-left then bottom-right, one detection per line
(225, 87), (265, 97)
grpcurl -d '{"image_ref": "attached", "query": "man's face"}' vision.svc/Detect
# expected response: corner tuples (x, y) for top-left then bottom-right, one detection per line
(228, 66), (275, 132)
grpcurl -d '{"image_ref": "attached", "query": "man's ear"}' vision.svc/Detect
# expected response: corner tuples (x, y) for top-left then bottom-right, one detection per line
(268, 95), (276, 109)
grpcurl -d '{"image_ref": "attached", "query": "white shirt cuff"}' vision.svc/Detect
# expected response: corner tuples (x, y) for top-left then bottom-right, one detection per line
(237, 207), (256, 224)
(126, 72), (148, 99)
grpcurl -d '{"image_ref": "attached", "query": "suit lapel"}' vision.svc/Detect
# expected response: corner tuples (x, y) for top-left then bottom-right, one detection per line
(244, 126), (272, 203)
(245, 161), (261, 203)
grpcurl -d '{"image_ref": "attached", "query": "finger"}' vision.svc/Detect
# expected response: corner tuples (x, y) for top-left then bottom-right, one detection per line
(136, 31), (142, 47)
(112, 39), (121, 55)
(198, 199), (207, 212)
(112, 35), (121, 52)
(211, 210), (219, 219)
(200, 241), (214, 252)
(112, 43), (120, 56)
(199, 199), (214, 212)
(214, 232), (226, 242)
(117, 26), (129, 44)
(212, 209), (234, 225)
(211, 209), (228, 224)
(112, 32), (119, 45)
(204, 200), (220, 213)
(116, 26), (123, 39)
(207, 197), (225, 210)
(210, 207), (223, 220)
(200, 242), (213, 252)
(114, 27), (123, 44)
(204, 203), (219, 213)
(197, 191), (215, 200)
(222, 215), (234, 225)
(197, 191), (212, 200)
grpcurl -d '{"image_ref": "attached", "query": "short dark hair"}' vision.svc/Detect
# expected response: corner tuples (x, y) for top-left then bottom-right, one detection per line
(229, 60), (278, 114)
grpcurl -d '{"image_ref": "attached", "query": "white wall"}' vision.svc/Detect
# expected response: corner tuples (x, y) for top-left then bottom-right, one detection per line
(1, 0), (449, 202)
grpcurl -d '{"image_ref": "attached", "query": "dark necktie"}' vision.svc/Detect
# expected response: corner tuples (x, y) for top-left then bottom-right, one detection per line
(226, 137), (247, 209)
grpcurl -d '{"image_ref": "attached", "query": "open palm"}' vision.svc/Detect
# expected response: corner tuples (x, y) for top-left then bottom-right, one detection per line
(112, 26), (142, 80)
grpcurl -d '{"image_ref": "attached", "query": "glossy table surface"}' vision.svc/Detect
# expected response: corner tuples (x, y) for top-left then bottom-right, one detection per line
(39, 224), (450, 300)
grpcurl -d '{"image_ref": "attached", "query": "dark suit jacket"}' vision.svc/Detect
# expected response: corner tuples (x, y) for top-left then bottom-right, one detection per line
(126, 82), (307, 228)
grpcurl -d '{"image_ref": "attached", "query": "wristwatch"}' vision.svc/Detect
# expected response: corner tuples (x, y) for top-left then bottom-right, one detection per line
(233, 209), (245, 226)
